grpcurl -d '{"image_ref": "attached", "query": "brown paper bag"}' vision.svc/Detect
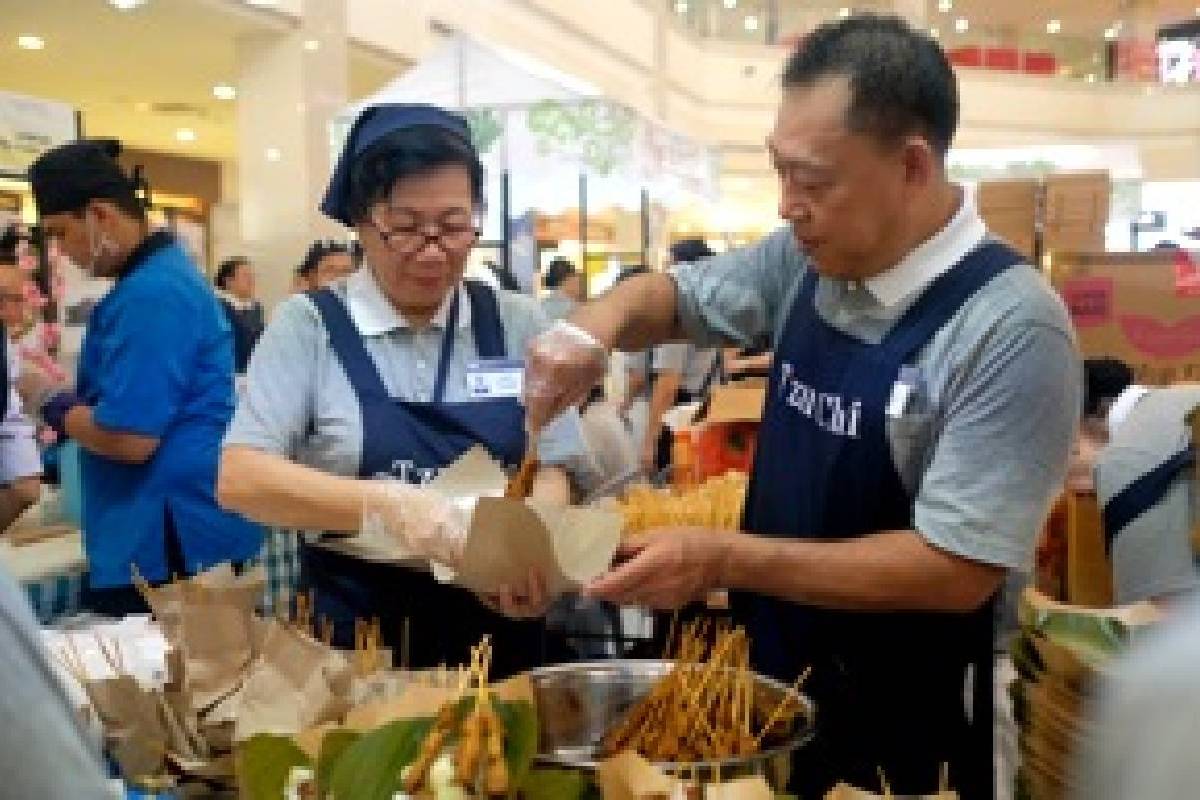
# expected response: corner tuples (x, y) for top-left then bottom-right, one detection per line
(177, 569), (266, 711)
(596, 751), (679, 800)
(232, 620), (351, 741)
(704, 777), (773, 799)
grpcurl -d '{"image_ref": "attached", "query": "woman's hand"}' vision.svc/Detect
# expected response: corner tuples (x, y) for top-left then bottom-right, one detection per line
(478, 567), (552, 619)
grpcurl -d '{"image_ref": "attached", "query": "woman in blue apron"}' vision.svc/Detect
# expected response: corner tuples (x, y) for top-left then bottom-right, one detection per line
(26, 139), (263, 614)
(219, 104), (591, 677)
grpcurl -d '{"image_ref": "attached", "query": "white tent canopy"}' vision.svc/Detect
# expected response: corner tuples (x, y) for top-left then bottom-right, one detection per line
(334, 33), (718, 216)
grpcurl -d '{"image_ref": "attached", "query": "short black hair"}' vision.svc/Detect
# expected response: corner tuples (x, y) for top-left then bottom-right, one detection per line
(344, 125), (484, 225)
(616, 264), (649, 284)
(215, 256), (250, 290)
(298, 240), (352, 277)
(543, 257), (577, 289)
(29, 139), (149, 221)
(782, 13), (958, 157)
(1083, 358), (1134, 418)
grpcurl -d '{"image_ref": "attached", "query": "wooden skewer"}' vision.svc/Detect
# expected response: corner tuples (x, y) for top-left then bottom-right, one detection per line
(504, 444), (539, 500)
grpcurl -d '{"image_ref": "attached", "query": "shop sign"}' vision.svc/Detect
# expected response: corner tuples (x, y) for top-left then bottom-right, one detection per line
(0, 91), (77, 175)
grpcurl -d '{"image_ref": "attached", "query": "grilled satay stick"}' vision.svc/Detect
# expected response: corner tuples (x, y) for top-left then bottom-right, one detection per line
(481, 694), (509, 796)
(402, 701), (458, 794)
(503, 443), (539, 499)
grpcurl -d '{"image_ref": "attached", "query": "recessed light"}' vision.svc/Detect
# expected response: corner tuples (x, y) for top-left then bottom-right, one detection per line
(175, 128), (197, 143)
(937, 0), (952, 11)
(212, 84), (237, 101)
(264, 147), (282, 162)
(929, 27), (940, 38)
(1104, 27), (1118, 40)
(954, 17), (969, 33)
(838, 7), (851, 18)
(108, 0), (147, 9)
(674, 0), (688, 12)
(723, 0), (737, 8)
(302, 38), (320, 51)
(17, 35), (45, 50)
(744, 14), (759, 31)
(1086, 73), (1097, 83)
(1046, 19), (1062, 35)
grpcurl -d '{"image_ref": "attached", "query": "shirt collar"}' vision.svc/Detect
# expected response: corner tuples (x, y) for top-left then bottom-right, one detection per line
(1107, 384), (1150, 435)
(344, 267), (471, 336)
(216, 289), (256, 312)
(116, 229), (174, 281)
(862, 185), (989, 308)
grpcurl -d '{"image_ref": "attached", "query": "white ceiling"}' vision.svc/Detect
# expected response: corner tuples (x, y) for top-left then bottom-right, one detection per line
(0, 0), (400, 162)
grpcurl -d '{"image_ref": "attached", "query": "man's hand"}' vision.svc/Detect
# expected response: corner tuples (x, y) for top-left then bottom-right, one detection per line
(524, 321), (608, 433)
(583, 528), (737, 609)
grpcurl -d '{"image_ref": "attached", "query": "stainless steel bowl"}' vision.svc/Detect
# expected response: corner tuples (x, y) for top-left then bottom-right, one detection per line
(527, 659), (815, 779)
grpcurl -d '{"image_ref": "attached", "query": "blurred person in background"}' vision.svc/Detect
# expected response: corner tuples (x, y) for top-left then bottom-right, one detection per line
(641, 239), (724, 477)
(214, 256), (266, 375)
(540, 256), (585, 321)
(294, 240), (356, 293)
(0, 246), (41, 530)
(26, 139), (262, 614)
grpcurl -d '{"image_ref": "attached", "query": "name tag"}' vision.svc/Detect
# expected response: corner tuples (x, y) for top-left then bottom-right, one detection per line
(886, 365), (922, 419)
(466, 358), (524, 400)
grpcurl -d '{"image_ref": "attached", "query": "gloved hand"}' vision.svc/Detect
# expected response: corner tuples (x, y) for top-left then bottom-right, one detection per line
(523, 320), (608, 433)
(360, 481), (472, 569)
(41, 391), (84, 440)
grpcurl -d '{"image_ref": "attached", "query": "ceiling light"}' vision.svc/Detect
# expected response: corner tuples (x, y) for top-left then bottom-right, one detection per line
(929, 27), (940, 38)
(723, 0), (737, 8)
(954, 17), (969, 33)
(838, 7), (851, 18)
(212, 84), (237, 101)
(302, 38), (320, 51)
(243, 0), (277, 6)
(937, 0), (953, 12)
(744, 14), (760, 30)
(109, 0), (147, 9)
(1046, 19), (1062, 35)
(16, 35), (44, 50)
(134, 101), (151, 112)
(674, 0), (688, 12)
(1086, 73), (1097, 83)
(175, 128), (197, 143)
(264, 147), (282, 162)
(1104, 27), (1118, 40)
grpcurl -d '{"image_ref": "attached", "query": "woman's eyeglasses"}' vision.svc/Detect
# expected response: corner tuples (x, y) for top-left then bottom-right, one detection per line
(369, 208), (480, 256)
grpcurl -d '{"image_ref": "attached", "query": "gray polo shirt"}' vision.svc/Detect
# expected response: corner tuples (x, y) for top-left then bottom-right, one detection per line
(1095, 386), (1200, 604)
(539, 291), (577, 322)
(670, 193), (1081, 571)
(225, 268), (593, 482)
(652, 343), (721, 398)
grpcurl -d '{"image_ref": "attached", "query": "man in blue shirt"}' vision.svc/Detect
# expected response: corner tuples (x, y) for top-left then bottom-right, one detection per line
(27, 139), (261, 614)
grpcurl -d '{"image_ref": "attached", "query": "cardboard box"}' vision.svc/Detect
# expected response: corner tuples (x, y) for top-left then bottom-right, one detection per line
(1050, 249), (1200, 385)
(977, 180), (1038, 262)
(676, 379), (767, 484)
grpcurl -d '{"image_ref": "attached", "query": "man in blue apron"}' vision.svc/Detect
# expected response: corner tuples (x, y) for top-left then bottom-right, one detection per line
(1096, 384), (1200, 606)
(220, 104), (593, 677)
(26, 139), (263, 614)
(523, 15), (1080, 797)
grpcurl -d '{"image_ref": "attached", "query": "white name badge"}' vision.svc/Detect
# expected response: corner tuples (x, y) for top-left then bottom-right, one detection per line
(465, 358), (524, 400)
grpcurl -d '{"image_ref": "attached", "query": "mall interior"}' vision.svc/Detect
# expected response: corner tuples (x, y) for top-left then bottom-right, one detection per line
(1, 1), (1200, 798)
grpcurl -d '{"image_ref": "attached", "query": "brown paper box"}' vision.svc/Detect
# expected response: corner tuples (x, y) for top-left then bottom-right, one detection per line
(704, 776), (774, 799)
(596, 751), (678, 800)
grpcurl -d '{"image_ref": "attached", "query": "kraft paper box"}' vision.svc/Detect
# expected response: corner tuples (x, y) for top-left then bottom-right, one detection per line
(431, 447), (623, 598)
(1051, 249), (1200, 385)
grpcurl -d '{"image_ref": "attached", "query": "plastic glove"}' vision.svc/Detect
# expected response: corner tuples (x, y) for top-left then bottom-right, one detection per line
(523, 320), (608, 433)
(41, 391), (84, 440)
(360, 482), (472, 570)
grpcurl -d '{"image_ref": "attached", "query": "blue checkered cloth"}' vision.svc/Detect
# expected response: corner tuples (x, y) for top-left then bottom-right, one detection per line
(251, 527), (302, 614)
(22, 571), (86, 625)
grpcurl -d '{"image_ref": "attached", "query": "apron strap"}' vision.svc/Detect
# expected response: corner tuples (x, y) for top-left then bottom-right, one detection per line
(462, 279), (509, 359)
(1103, 445), (1196, 551)
(880, 239), (1024, 362)
(308, 288), (391, 402)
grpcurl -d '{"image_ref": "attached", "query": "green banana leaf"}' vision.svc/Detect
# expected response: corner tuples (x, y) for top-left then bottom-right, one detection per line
(518, 767), (589, 800)
(318, 728), (362, 797)
(236, 734), (312, 800)
(326, 717), (435, 800)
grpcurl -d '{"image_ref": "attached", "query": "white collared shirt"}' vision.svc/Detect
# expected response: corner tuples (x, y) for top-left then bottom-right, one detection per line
(863, 186), (989, 308)
(344, 267), (471, 336)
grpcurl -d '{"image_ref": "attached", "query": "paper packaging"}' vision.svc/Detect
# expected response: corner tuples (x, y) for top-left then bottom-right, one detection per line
(596, 752), (775, 800)
(230, 620), (352, 742)
(176, 569), (265, 711)
(419, 446), (623, 597)
(1051, 249), (1200, 385)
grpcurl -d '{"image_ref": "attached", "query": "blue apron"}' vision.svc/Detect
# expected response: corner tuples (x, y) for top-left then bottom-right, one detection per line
(1102, 445), (1195, 552)
(736, 241), (1021, 798)
(300, 280), (559, 677)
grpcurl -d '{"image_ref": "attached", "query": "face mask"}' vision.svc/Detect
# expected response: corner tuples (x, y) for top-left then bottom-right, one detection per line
(84, 214), (118, 274)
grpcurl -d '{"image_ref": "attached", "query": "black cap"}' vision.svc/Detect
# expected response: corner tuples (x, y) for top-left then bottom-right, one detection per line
(544, 257), (577, 289)
(28, 139), (137, 217)
(670, 237), (715, 264)
(321, 103), (474, 227)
